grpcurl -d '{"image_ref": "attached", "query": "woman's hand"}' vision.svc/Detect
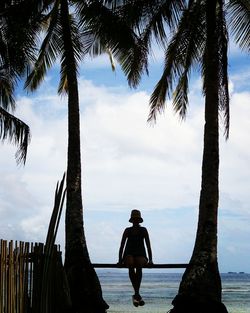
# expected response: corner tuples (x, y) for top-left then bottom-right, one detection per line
(147, 259), (153, 267)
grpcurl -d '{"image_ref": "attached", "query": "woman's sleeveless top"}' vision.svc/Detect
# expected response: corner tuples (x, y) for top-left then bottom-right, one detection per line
(123, 226), (147, 258)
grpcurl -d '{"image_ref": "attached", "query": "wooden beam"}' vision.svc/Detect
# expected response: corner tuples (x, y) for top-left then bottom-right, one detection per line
(92, 263), (188, 269)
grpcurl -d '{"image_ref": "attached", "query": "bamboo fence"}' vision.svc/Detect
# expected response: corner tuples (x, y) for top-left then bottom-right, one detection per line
(0, 239), (69, 313)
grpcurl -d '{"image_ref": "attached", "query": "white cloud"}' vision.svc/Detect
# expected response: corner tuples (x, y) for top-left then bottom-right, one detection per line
(0, 76), (249, 272)
(220, 92), (250, 215)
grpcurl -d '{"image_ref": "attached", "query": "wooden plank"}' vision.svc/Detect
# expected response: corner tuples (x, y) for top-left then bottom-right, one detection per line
(0, 240), (4, 313)
(0, 240), (64, 313)
(32, 243), (44, 313)
(19, 241), (25, 313)
(14, 241), (18, 313)
(7, 240), (15, 313)
(29, 242), (34, 309)
(92, 263), (188, 268)
(23, 242), (30, 313)
(3, 240), (7, 313)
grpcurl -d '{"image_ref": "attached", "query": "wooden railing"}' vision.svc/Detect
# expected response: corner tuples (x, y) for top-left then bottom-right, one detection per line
(0, 238), (187, 313)
(93, 263), (188, 268)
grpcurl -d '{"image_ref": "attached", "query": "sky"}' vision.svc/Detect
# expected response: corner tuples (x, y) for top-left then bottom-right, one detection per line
(0, 40), (250, 274)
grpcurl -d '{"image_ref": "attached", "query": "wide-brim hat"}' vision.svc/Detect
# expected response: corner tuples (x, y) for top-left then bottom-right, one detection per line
(129, 209), (143, 223)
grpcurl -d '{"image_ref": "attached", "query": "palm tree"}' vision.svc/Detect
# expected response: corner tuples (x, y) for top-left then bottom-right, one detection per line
(24, 1), (140, 312)
(117, 0), (250, 312)
(24, 2), (107, 312)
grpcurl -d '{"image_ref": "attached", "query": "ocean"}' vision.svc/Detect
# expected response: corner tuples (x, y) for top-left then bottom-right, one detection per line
(97, 270), (250, 313)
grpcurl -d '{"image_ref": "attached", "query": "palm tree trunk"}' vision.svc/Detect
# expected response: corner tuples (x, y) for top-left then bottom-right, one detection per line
(61, 1), (108, 312)
(170, 1), (228, 312)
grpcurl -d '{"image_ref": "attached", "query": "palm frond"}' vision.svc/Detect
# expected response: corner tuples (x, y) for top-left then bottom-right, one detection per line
(112, 0), (186, 86)
(142, 0), (185, 46)
(68, 15), (84, 63)
(25, 0), (62, 91)
(58, 45), (71, 95)
(81, 28), (117, 72)
(149, 1), (205, 122)
(80, 19), (116, 71)
(172, 70), (189, 119)
(172, 2), (205, 119)
(149, 66), (171, 122)
(228, 0), (250, 52)
(120, 0), (185, 35)
(0, 107), (31, 164)
(81, 27), (105, 56)
(2, 0), (44, 76)
(57, 70), (69, 95)
(0, 1), (41, 111)
(77, 0), (148, 87)
(58, 14), (82, 95)
(218, 1), (230, 138)
(0, 68), (16, 111)
(58, 65), (68, 95)
(106, 48), (116, 71)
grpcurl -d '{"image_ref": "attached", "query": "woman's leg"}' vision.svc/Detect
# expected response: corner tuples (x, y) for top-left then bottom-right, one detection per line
(134, 257), (148, 300)
(129, 268), (137, 292)
(124, 256), (137, 294)
(134, 267), (142, 297)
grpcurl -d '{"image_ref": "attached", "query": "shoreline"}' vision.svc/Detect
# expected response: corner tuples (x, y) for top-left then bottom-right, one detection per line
(98, 272), (250, 313)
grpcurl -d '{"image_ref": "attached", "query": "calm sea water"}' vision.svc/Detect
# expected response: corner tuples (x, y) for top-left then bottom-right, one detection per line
(97, 270), (250, 313)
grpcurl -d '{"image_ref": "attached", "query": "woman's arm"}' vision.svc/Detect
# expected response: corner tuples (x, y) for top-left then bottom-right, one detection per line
(118, 228), (128, 263)
(144, 228), (153, 263)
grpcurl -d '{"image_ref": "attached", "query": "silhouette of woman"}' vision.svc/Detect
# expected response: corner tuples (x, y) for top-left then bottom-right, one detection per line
(118, 209), (153, 306)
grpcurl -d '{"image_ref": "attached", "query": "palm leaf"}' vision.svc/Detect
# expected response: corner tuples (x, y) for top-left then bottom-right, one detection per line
(115, 0), (185, 86)
(58, 14), (82, 95)
(25, 0), (62, 91)
(0, 68), (16, 111)
(172, 2), (205, 119)
(149, 1), (204, 122)
(1, 0), (45, 76)
(77, 0), (148, 87)
(0, 107), (31, 164)
(217, 1), (230, 138)
(172, 71), (189, 120)
(228, 0), (250, 52)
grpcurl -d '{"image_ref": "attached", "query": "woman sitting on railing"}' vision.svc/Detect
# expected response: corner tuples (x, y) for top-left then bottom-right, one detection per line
(118, 209), (153, 307)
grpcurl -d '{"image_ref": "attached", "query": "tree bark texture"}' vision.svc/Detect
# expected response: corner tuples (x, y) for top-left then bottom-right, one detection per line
(61, 1), (108, 312)
(170, 1), (228, 312)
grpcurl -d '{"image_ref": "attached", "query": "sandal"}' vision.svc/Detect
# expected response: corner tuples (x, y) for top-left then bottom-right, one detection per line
(133, 295), (145, 307)
(132, 295), (139, 307)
